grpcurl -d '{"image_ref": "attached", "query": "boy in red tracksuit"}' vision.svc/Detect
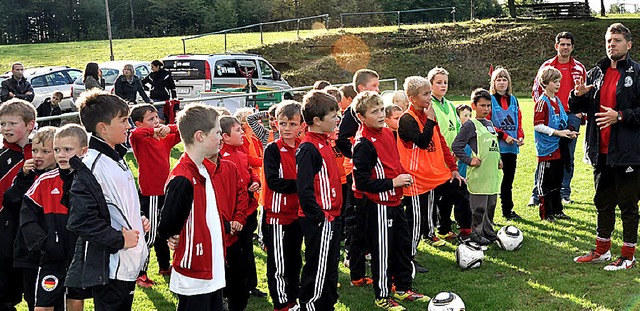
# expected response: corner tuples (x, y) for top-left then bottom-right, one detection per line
(296, 90), (343, 311)
(0, 99), (35, 310)
(263, 101), (303, 311)
(352, 92), (430, 311)
(157, 104), (226, 310)
(129, 103), (181, 286)
(219, 115), (263, 309)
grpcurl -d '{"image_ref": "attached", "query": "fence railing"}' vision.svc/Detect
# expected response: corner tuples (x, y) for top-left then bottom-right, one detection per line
(339, 7), (456, 28)
(35, 78), (399, 122)
(181, 14), (330, 54)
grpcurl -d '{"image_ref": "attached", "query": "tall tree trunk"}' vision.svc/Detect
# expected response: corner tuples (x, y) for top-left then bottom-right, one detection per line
(508, 0), (516, 18)
(600, 0), (606, 16)
(129, 0), (135, 29)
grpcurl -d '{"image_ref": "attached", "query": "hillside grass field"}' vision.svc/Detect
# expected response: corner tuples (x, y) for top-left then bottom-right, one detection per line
(17, 96), (640, 311)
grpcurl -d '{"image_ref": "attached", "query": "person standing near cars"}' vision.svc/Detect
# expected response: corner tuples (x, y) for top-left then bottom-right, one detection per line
(114, 64), (152, 104)
(83, 62), (105, 91)
(1, 62), (35, 103)
(141, 60), (176, 122)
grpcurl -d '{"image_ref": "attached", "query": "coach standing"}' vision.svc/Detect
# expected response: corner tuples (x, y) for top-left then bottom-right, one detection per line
(530, 32), (587, 207)
(571, 23), (640, 271)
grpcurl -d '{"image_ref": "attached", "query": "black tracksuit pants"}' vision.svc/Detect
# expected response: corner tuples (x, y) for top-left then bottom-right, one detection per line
(299, 217), (341, 311)
(364, 198), (412, 299)
(403, 191), (436, 257)
(500, 153), (518, 216)
(264, 220), (303, 309)
(435, 179), (472, 234)
(140, 195), (170, 271)
(594, 154), (640, 244)
(225, 237), (250, 311)
(244, 209), (259, 290)
(536, 159), (564, 219)
(344, 174), (368, 281)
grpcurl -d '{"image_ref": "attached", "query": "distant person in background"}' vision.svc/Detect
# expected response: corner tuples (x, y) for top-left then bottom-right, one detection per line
(313, 80), (331, 90)
(83, 62), (105, 91)
(114, 64), (152, 104)
(243, 78), (258, 93)
(36, 91), (63, 127)
(1, 62), (34, 103)
(141, 60), (177, 122)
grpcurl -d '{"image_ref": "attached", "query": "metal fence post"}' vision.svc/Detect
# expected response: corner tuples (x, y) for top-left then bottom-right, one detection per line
(325, 15), (330, 30)
(452, 7), (456, 22)
(340, 13), (344, 28)
(182, 38), (186, 54)
(260, 23), (264, 45)
(224, 32), (227, 51)
(297, 19), (300, 39)
(397, 11), (401, 29)
(394, 79), (398, 90)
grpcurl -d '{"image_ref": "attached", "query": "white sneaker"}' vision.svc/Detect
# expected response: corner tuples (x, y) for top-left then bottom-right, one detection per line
(343, 257), (350, 268)
(561, 198), (573, 205)
(604, 256), (636, 271)
(574, 250), (612, 263)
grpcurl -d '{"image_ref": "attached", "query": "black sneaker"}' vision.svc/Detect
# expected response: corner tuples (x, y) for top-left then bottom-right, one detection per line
(458, 232), (491, 245)
(553, 213), (571, 220)
(412, 260), (429, 273)
(504, 211), (522, 221)
(543, 215), (556, 222)
(249, 288), (267, 298)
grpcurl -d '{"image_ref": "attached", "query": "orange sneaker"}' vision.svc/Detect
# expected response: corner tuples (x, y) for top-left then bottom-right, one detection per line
(350, 277), (374, 287)
(136, 274), (156, 288)
(574, 250), (611, 263)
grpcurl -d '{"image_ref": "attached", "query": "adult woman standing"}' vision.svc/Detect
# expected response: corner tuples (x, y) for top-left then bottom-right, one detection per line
(141, 60), (176, 121)
(114, 63), (152, 104)
(83, 62), (105, 90)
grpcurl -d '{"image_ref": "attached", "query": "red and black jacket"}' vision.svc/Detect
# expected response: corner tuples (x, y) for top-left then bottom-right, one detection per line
(211, 158), (249, 248)
(263, 138), (300, 225)
(296, 132), (343, 225)
(0, 140), (31, 260)
(130, 124), (181, 196)
(353, 125), (405, 207)
(220, 143), (260, 214)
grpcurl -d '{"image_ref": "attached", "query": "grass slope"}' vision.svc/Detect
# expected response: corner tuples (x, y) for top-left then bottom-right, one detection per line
(17, 97), (640, 311)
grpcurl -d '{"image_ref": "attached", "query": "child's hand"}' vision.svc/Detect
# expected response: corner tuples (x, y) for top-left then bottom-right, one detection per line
(425, 104), (436, 121)
(141, 216), (151, 233)
(450, 170), (466, 186)
(22, 159), (35, 174)
(167, 235), (180, 250)
(122, 227), (140, 249)
(554, 129), (579, 139)
(516, 138), (525, 146)
(470, 158), (482, 167)
(504, 135), (516, 144)
(230, 221), (243, 234)
(248, 182), (260, 192)
(499, 160), (504, 169)
(392, 174), (413, 188)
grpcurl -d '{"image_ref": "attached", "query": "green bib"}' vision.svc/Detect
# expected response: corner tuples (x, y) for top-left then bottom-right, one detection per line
(467, 119), (503, 195)
(432, 96), (461, 147)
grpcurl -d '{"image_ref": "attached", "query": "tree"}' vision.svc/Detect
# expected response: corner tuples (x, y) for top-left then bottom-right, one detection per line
(601, 0), (606, 16)
(508, 0), (516, 18)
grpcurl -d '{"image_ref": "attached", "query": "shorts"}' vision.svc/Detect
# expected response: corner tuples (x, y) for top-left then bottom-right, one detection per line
(35, 266), (66, 307)
(66, 286), (92, 301)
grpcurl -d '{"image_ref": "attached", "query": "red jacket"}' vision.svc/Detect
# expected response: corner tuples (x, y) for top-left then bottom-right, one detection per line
(296, 132), (343, 223)
(211, 158), (250, 247)
(263, 138), (300, 225)
(159, 154), (224, 280)
(130, 125), (181, 196)
(0, 141), (32, 212)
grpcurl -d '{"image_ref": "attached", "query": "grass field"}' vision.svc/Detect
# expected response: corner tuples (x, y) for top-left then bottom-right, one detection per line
(16, 96), (640, 311)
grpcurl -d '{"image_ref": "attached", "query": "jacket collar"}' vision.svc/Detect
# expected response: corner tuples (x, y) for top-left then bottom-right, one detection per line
(89, 135), (127, 162)
(549, 55), (577, 67)
(3, 139), (29, 153)
(596, 53), (634, 71)
(177, 152), (217, 182)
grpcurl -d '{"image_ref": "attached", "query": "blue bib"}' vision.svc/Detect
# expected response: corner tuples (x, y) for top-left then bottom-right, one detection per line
(534, 95), (568, 157)
(490, 95), (520, 154)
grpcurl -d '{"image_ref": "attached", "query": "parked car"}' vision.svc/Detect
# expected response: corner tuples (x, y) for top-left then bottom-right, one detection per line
(0, 66), (82, 111)
(162, 54), (293, 111)
(71, 60), (151, 102)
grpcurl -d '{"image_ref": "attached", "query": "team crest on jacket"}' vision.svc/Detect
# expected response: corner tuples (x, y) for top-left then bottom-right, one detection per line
(50, 188), (60, 195)
(332, 188), (336, 198)
(625, 76), (633, 87)
(41, 275), (59, 292)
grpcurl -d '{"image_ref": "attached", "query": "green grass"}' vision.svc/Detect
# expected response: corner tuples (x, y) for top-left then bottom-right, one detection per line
(17, 97), (640, 311)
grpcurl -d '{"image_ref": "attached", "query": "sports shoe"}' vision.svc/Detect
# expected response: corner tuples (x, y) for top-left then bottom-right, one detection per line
(604, 256), (636, 271)
(553, 213), (572, 220)
(425, 235), (446, 247)
(393, 289), (430, 302)
(136, 274), (156, 288)
(543, 216), (556, 222)
(375, 297), (406, 311)
(574, 250), (612, 263)
(343, 256), (350, 268)
(437, 231), (458, 242)
(561, 198), (573, 205)
(527, 197), (539, 207)
(158, 267), (172, 276)
(504, 211), (522, 221)
(350, 277), (374, 287)
(458, 232), (491, 246)
(249, 288), (267, 297)
(412, 260), (429, 273)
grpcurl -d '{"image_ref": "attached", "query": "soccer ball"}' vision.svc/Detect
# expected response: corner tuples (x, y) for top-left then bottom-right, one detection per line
(428, 292), (466, 311)
(455, 242), (484, 269)
(496, 225), (524, 251)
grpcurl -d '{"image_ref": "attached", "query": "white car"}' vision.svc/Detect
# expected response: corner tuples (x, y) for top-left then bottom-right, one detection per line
(1, 66), (82, 111)
(71, 60), (151, 102)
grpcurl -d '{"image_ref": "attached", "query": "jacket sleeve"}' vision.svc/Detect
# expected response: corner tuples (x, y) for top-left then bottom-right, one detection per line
(158, 176), (194, 239)
(352, 138), (394, 193)
(114, 78), (123, 98)
(165, 124), (182, 148)
(19, 196), (47, 252)
(84, 77), (102, 90)
(296, 143), (326, 225)
(3, 170), (36, 213)
(452, 122), (475, 165)
(67, 176), (125, 253)
(398, 114), (437, 149)
(336, 107), (359, 158)
(16, 81), (34, 102)
(0, 80), (10, 102)
(165, 72), (177, 99)
(439, 129), (458, 171)
(137, 80), (152, 103)
(129, 127), (154, 145)
(140, 74), (151, 89)
(264, 143), (296, 194)
(232, 169), (250, 226)
(247, 111), (269, 146)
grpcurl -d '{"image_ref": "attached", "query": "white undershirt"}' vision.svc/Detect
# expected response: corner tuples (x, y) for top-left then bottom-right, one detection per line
(169, 165), (226, 296)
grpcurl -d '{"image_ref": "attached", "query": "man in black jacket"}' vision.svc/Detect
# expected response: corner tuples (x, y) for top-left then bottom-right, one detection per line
(1, 63), (35, 103)
(571, 23), (640, 271)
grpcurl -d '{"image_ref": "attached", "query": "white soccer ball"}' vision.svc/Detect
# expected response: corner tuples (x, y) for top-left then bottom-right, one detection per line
(428, 292), (466, 311)
(496, 225), (524, 251)
(455, 242), (484, 269)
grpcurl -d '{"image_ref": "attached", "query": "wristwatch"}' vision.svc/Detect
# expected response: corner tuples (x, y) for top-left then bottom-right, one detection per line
(618, 111), (623, 122)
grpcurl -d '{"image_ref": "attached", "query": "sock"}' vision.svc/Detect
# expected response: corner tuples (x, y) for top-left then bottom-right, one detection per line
(621, 243), (636, 259)
(595, 237), (611, 255)
(459, 228), (471, 236)
(539, 196), (546, 220)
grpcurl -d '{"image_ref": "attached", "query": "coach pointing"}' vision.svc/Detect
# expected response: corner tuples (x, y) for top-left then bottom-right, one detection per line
(571, 23), (640, 271)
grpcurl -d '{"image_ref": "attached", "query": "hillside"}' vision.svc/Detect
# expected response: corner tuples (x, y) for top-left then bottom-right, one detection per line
(249, 18), (640, 95)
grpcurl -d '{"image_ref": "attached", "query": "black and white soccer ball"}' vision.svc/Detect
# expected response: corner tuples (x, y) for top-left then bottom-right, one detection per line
(496, 225), (524, 251)
(455, 241), (484, 269)
(428, 292), (466, 311)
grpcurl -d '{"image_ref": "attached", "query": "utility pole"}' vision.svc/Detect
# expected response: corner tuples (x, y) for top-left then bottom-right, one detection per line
(105, 0), (114, 61)
(470, 0), (474, 20)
